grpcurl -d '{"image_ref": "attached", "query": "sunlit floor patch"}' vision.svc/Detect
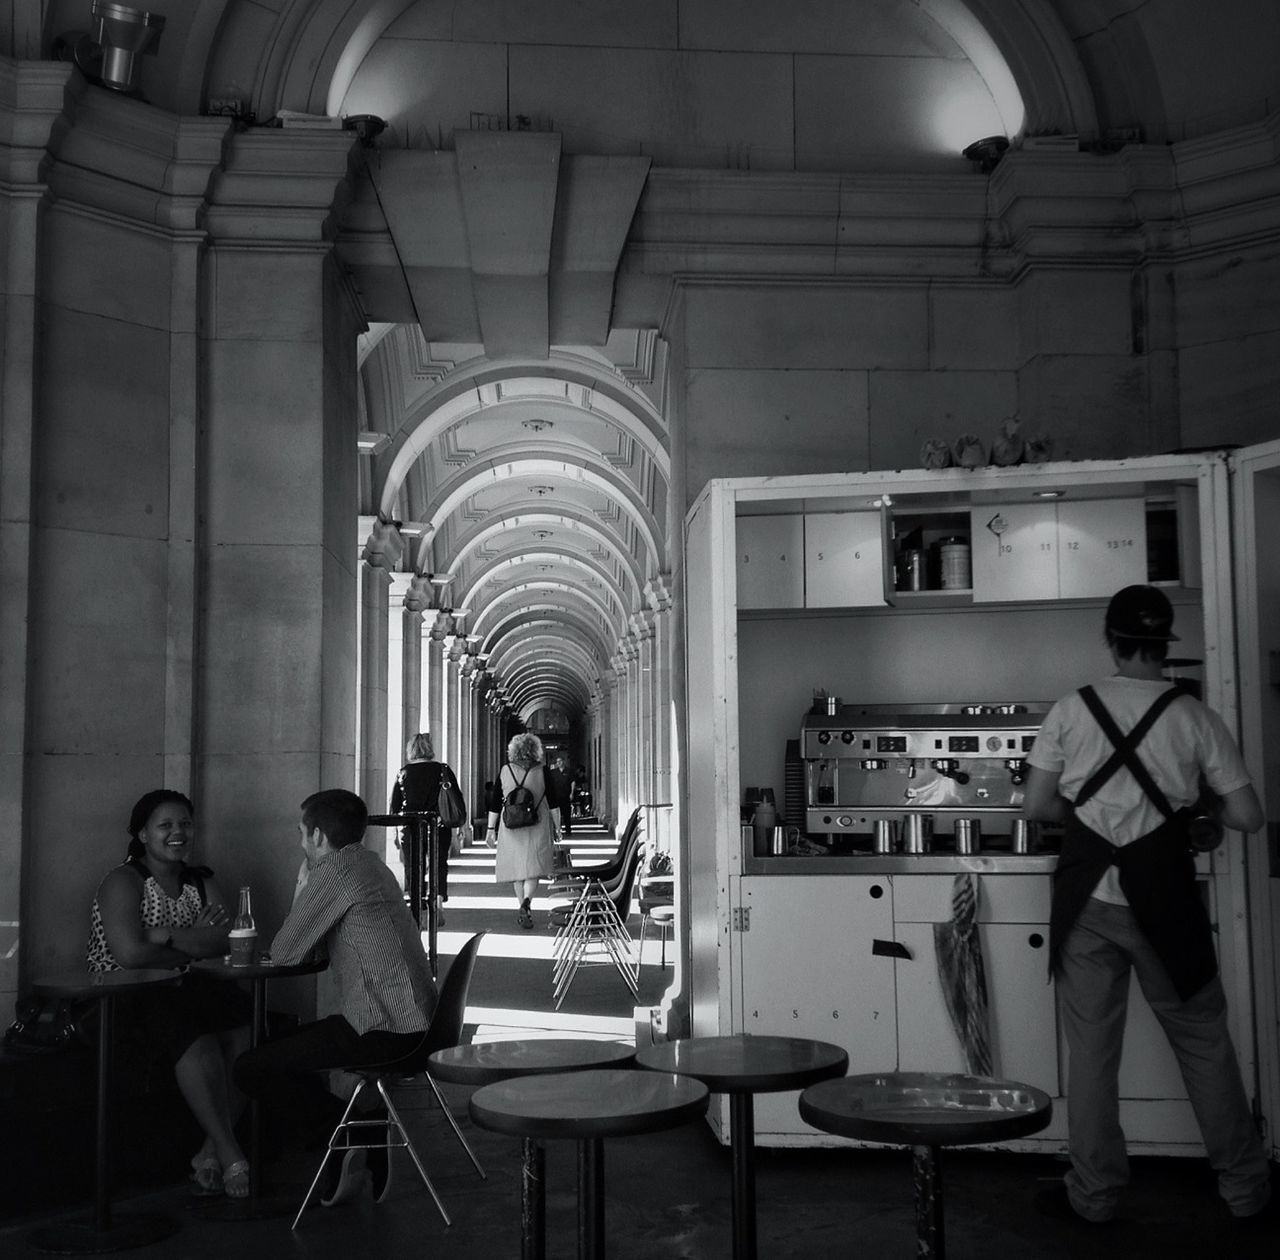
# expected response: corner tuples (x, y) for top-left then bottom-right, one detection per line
(467, 1006), (636, 1040)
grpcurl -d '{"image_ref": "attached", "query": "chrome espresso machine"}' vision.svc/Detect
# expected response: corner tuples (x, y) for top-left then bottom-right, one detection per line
(800, 700), (1052, 853)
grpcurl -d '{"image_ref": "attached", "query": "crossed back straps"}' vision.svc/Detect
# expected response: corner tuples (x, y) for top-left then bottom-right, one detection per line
(1072, 684), (1185, 818)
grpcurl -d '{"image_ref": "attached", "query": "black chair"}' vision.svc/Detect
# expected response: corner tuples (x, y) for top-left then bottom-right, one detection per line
(549, 817), (644, 928)
(553, 806), (641, 887)
(292, 932), (488, 1229)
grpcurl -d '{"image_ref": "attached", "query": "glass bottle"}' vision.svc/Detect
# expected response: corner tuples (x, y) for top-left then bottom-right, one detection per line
(233, 886), (255, 932)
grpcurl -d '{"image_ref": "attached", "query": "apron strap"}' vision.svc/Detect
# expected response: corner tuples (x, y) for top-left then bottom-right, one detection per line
(1073, 684), (1184, 817)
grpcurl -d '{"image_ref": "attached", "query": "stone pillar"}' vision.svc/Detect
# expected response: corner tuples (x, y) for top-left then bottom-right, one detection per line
(646, 576), (676, 854)
(445, 633), (463, 772)
(459, 659), (475, 818)
(427, 613), (448, 749)
(0, 63), (75, 997)
(386, 571), (411, 795)
(633, 611), (656, 808)
(401, 575), (432, 750)
(358, 520), (403, 852)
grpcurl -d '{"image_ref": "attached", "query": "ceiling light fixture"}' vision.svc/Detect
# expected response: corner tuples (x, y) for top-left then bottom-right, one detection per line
(530, 529), (554, 540)
(522, 418), (553, 433)
(527, 485), (555, 497)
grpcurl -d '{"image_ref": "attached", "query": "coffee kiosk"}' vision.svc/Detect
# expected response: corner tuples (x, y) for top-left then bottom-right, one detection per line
(681, 446), (1280, 1154)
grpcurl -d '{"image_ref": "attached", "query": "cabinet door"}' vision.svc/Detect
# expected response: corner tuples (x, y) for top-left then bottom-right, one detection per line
(737, 876), (897, 1137)
(971, 503), (1058, 602)
(894, 921), (1058, 1095)
(804, 512), (887, 608)
(737, 515), (804, 609)
(1057, 498), (1147, 597)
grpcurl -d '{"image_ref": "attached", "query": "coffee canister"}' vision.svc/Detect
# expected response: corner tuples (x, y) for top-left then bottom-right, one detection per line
(902, 813), (933, 854)
(1011, 819), (1034, 854)
(770, 826), (789, 856)
(873, 818), (898, 854)
(954, 818), (981, 855)
(939, 537), (972, 590)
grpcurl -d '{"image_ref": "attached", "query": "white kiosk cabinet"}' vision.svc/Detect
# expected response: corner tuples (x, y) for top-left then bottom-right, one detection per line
(683, 449), (1280, 1155)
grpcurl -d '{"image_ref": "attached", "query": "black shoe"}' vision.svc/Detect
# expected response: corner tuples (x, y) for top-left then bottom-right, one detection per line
(1034, 1184), (1115, 1226)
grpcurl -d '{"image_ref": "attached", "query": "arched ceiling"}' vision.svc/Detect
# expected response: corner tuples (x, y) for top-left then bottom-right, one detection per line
(26, 0), (1280, 727)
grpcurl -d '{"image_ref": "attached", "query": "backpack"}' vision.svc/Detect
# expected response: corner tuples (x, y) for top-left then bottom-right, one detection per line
(501, 764), (543, 829)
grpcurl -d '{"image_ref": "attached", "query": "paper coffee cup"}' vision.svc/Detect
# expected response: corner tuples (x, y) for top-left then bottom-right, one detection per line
(228, 929), (257, 967)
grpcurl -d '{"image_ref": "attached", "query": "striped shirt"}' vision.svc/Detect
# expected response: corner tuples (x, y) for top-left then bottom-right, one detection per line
(268, 843), (437, 1035)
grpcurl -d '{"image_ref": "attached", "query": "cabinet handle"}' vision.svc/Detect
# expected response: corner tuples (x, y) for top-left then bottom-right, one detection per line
(1028, 932), (1044, 949)
(869, 884), (884, 899)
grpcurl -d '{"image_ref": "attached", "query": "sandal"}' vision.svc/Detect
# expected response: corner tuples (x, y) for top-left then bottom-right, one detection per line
(189, 1154), (223, 1197)
(222, 1159), (250, 1199)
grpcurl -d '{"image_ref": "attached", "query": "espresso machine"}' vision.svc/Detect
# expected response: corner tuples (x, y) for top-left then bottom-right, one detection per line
(800, 700), (1052, 852)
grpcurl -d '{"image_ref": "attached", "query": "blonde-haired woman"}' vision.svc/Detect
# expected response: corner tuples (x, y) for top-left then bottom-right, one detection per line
(485, 732), (560, 928)
(390, 731), (461, 925)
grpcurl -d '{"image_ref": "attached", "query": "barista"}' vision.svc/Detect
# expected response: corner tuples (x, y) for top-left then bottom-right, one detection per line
(1022, 585), (1269, 1226)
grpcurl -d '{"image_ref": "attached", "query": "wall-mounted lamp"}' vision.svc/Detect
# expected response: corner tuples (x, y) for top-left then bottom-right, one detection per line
(398, 521), (431, 538)
(962, 135), (1010, 174)
(357, 431), (392, 455)
(429, 573), (454, 586)
(58, 2), (166, 95)
(344, 114), (386, 147)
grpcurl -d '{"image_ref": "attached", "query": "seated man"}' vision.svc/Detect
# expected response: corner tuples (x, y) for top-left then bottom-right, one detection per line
(233, 788), (438, 1204)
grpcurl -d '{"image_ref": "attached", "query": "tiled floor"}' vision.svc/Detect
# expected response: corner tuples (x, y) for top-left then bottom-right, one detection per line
(3, 822), (1275, 1257)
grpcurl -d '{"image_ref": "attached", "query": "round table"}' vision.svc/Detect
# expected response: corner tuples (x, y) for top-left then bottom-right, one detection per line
(430, 1039), (637, 1260)
(799, 1071), (1053, 1259)
(469, 1067), (708, 1260)
(635, 1034), (848, 1260)
(186, 955), (327, 1219)
(27, 967), (183, 1255)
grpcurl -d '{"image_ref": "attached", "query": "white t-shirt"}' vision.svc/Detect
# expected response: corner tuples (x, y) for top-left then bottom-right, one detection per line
(1028, 676), (1251, 904)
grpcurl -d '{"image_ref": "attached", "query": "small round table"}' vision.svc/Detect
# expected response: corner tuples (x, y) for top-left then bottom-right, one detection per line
(469, 1067), (709, 1260)
(430, 1039), (637, 1260)
(186, 955), (327, 1220)
(799, 1071), (1053, 1260)
(26, 967), (183, 1255)
(635, 1034), (848, 1260)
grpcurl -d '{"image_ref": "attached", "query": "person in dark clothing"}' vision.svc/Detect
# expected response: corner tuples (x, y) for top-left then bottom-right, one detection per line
(547, 756), (572, 836)
(1023, 585), (1268, 1226)
(389, 732), (460, 925)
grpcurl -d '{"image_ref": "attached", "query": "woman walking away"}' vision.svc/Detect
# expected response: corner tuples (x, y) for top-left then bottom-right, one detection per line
(390, 731), (461, 926)
(485, 733), (560, 928)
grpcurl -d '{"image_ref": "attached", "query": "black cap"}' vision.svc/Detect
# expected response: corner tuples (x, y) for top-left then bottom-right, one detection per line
(1105, 585), (1179, 642)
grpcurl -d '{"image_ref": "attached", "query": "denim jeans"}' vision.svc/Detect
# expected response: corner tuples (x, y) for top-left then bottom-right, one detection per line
(1056, 898), (1270, 1220)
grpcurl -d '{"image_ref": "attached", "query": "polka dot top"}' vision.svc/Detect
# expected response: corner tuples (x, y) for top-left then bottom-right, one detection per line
(86, 859), (210, 973)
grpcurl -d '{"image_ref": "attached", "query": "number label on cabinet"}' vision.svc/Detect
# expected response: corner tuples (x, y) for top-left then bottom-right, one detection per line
(1057, 499), (1147, 597)
(736, 515), (804, 609)
(971, 504), (1058, 602)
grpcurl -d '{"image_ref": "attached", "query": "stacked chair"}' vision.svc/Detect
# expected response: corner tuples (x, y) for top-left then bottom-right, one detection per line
(549, 812), (645, 1009)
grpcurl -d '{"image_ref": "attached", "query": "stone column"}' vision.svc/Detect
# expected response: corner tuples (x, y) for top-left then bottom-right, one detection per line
(445, 632), (464, 773)
(646, 576), (675, 854)
(426, 613), (448, 748)
(358, 520), (403, 850)
(386, 571), (411, 795)
(633, 611), (656, 809)
(401, 575), (432, 747)
(0, 62), (75, 998)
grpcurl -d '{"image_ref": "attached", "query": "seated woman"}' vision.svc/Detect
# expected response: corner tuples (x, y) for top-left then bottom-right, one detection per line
(87, 789), (253, 1198)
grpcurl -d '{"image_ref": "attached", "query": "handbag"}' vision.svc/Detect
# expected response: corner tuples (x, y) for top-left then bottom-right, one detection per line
(4, 995), (91, 1056)
(437, 766), (467, 828)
